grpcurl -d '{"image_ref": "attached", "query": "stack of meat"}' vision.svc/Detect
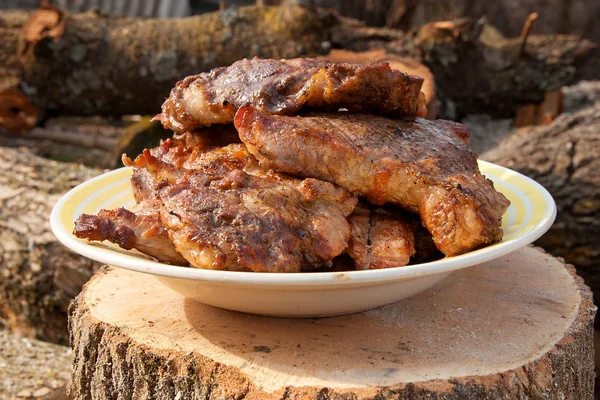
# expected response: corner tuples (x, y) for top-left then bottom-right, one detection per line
(74, 58), (510, 273)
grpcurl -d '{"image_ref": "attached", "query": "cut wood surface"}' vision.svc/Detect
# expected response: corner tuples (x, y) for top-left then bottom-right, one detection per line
(0, 146), (101, 344)
(68, 246), (595, 399)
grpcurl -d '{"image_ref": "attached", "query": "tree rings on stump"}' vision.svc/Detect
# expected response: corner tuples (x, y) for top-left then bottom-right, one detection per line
(68, 246), (595, 399)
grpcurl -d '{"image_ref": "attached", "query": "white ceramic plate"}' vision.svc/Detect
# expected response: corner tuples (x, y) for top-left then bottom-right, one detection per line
(50, 161), (556, 317)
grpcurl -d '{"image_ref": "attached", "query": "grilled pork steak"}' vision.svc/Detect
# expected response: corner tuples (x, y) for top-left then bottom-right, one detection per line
(347, 204), (417, 270)
(127, 127), (241, 204)
(154, 145), (356, 272)
(75, 128), (246, 267)
(160, 58), (425, 133)
(110, 143), (357, 272)
(235, 106), (510, 256)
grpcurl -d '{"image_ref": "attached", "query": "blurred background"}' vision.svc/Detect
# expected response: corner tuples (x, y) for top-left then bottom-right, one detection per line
(3, 0), (600, 42)
(0, 0), (599, 398)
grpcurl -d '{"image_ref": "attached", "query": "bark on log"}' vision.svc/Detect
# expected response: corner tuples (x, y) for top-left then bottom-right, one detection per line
(15, 6), (335, 116)
(334, 17), (599, 119)
(290, 0), (600, 44)
(562, 80), (600, 113)
(482, 99), (600, 307)
(0, 146), (102, 344)
(0, 9), (28, 91)
(0, 10), (40, 134)
(68, 246), (595, 399)
(1, 7), (598, 127)
(406, 19), (598, 119)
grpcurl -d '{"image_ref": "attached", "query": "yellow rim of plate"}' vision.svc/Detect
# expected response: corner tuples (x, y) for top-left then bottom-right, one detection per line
(50, 161), (556, 284)
(58, 162), (548, 242)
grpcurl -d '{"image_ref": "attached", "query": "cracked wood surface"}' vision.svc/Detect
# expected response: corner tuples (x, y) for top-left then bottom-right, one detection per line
(0, 146), (101, 344)
(68, 246), (595, 399)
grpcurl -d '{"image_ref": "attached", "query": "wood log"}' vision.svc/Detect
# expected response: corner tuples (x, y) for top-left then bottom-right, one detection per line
(15, 6), (335, 116)
(562, 80), (600, 113)
(513, 89), (564, 127)
(0, 9), (29, 89)
(0, 146), (102, 344)
(0, 329), (71, 400)
(401, 19), (599, 119)
(299, 0), (600, 45)
(68, 246), (595, 399)
(0, 6), (597, 130)
(0, 10), (40, 134)
(482, 99), (600, 309)
(0, 115), (172, 169)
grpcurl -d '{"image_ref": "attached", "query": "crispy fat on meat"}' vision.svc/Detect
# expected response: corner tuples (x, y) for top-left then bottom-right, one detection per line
(235, 106), (510, 256)
(347, 205), (417, 270)
(132, 144), (357, 272)
(160, 58), (425, 133)
(73, 204), (187, 265)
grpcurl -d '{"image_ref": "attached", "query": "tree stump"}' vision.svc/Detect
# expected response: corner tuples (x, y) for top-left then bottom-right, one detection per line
(68, 246), (595, 399)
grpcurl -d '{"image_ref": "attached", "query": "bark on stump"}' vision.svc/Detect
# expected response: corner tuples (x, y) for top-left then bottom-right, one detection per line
(68, 246), (595, 399)
(0, 146), (102, 344)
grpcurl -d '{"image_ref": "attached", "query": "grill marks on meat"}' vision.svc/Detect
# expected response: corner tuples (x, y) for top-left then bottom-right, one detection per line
(125, 144), (358, 272)
(347, 205), (417, 270)
(73, 205), (187, 265)
(126, 127), (241, 203)
(235, 106), (510, 256)
(160, 58), (425, 133)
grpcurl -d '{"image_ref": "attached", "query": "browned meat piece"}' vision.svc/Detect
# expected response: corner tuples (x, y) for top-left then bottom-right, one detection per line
(434, 119), (471, 145)
(168, 126), (241, 159)
(235, 106), (510, 256)
(73, 204), (188, 265)
(128, 144), (357, 272)
(129, 167), (156, 204)
(160, 58), (425, 133)
(141, 126), (241, 170)
(412, 226), (444, 264)
(125, 125), (242, 203)
(77, 126), (245, 266)
(347, 205), (417, 270)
